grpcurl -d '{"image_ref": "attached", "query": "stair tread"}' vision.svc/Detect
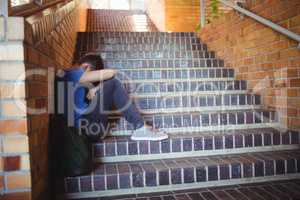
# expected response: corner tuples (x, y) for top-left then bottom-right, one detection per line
(102, 58), (221, 61)
(91, 127), (299, 163)
(66, 179), (300, 200)
(125, 80), (247, 94)
(93, 128), (286, 143)
(66, 150), (300, 178)
(110, 106), (264, 117)
(79, 31), (197, 34)
(109, 108), (276, 118)
(110, 109), (278, 136)
(100, 50), (211, 53)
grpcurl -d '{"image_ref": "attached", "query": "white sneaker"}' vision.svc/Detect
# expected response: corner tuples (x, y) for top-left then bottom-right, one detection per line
(131, 126), (168, 141)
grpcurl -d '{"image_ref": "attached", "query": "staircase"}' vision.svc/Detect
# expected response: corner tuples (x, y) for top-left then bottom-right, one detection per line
(64, 10), (300, 199)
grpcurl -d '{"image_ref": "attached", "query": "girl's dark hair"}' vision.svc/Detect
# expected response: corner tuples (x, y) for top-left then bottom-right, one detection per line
(78, 54), (104, 70)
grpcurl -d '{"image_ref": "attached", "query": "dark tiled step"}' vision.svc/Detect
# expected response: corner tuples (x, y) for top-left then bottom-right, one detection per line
(89, 37), (201, 45)
(115, 68), (234, 80)
(110, 109), (278, 134)
(103, 59), (224, 69)
(77, 43), (207, 54)
(133, 93), (261, 111)
(82, 32), (197, 37)
(99, 50), (215, 59)
(93, 128), (300, 162)
(86, 10), (158, 32)
(124, 80), (247, 94)
(65, 179), (300, 200)
(64, 150), (300, 197)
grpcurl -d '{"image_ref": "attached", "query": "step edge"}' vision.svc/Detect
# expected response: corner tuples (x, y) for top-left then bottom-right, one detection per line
(64, 174), (300, 199)
(107, 67), (228, 71)
(122, 77), (235, 83)
(94, 145), (299, 163)
(138, 105), (262, 115)
(131, 90), (248, 98)
(110, 123), (282, 136)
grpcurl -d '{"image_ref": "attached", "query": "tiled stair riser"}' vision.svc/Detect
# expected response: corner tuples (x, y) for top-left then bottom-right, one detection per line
(133, 91), (250, 99)
(65, 151), (300, 198)
(78, 34), (201, 43)
(101, 59), (224, 69)
(96, 35), (200, 39)
(79, 43), (207, 52)
(92, 37), (201, 44)
(113, 68), (234, 81)
(76, 34), (207, 53)
(99, 51), (216, 59)
(110, 110), (278, 133)
(86, 10), (158, 32)
(125, 80), (247, 94)
(133, 93), (261, 111)
(84, 32), (197, 37)
(93, 130), (300, 163)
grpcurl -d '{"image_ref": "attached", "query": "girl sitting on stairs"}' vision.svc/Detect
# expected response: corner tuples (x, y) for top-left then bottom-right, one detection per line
(57, 53), (168, 141)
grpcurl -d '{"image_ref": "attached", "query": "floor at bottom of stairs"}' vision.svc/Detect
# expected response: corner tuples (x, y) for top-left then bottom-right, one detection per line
(76, 179), (300, 200)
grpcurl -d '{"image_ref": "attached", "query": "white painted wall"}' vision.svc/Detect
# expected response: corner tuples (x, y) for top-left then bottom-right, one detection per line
(88, 0), (145, 10)
(145, 0), (166, 31)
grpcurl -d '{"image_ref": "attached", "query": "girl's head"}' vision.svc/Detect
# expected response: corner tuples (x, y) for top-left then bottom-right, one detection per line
(78, 54), (104, 71)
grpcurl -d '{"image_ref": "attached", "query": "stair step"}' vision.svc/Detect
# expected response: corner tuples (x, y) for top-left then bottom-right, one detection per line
(77, 43), (207, 53)
(64, 179), (300, 200)
(64, 150), (300, 199)
(121, 78), (235, 85)
(110, 109), (278, 136)
(114, 68), (233, 80)
(125, 80), (247, 94)
(132, 90), (249, 98)
(132, 93), (261, 112)
(103, 59), (224, 69)
(136, 106), (262, 115)
(91, 37), (201, 45)
(93, 128), (300, 163)
(81, 32), (197, 37)
(86, 9), (158, 32)
(99, 50), (215, 59)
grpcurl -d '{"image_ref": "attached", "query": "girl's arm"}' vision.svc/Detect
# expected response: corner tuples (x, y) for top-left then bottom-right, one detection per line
(79, 69), (117, 83)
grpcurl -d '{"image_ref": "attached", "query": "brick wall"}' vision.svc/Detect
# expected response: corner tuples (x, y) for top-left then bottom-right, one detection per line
(146, 0), (200, 32)
(165, 0), (200, 32)
(0, 17), (32, 200)
(199, 0), (300, 129)
(145, 0), (300, 129)
(24, 1), (86, 199)
(0, 1), (87, 200)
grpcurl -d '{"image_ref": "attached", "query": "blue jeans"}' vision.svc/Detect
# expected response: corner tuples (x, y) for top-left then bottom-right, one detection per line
(81, 77), (144, 139)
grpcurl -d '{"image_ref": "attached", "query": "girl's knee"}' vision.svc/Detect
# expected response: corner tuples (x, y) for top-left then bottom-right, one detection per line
(104, 77), (118, 86)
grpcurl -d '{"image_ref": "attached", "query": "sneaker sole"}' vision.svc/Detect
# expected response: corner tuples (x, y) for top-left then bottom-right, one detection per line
(130, 135), (169, 141)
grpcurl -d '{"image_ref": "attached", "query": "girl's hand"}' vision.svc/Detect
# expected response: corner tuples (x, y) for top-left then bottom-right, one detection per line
(56, 69), (65, 77)
(86, 88), (97, 100)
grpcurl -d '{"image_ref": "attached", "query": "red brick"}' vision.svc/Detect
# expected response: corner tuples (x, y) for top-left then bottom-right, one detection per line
(7, 173), (31, 190)
(290, 78), (300, 87)
(0, 120), (27, 134)
(290, 15), (300, 28)
(2, 192), (31, 200)
(2, 136), (29, 153)
(4, 156), (21, 171)
(287, 88), (299, 97)
(0, 175), (4, 190)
